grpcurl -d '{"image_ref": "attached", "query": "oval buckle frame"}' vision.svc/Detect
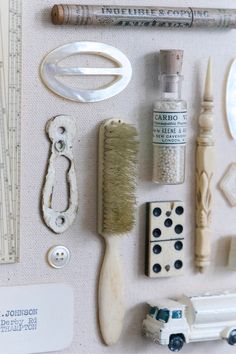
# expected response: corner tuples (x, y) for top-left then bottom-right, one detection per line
(40, 41), (132, 103)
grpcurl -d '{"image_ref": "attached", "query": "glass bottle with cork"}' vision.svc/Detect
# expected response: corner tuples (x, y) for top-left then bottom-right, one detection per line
(153, 49), (187, 184)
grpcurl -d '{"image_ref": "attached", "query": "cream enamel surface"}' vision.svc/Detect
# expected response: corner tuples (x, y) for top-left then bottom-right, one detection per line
(42, 115), (78, 234)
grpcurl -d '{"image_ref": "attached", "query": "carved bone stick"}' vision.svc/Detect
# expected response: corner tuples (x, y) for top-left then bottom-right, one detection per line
(195, 58), (214, 273)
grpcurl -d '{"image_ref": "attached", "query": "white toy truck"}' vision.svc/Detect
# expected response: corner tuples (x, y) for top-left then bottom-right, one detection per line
(142, 292), (236, 351)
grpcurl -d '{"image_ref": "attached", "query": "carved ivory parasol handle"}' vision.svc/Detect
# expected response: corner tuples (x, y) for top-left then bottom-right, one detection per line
(195, 58), (214, 273)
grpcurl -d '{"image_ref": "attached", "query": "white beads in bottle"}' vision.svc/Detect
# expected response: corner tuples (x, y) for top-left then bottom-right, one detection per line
(152, 50), (187, 185)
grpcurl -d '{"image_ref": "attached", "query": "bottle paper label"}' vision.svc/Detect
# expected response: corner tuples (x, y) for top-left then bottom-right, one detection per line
(153, 110), (187, 145)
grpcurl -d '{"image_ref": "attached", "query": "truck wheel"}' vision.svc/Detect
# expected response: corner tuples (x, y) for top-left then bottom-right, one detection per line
(228, 330), (236, 345)
(168, 335), (184, 352)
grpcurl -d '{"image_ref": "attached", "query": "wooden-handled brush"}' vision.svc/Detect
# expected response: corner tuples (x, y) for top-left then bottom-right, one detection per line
(98, 118), (138, 346)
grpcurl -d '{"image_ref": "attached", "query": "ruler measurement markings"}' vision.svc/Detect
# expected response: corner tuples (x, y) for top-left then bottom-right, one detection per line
(3, 38), (15, 259)
(0, 0), (21, 263)
(0, 2), (9, 91)
(8, 7), (16, 259)
(10, 0), (17, 259)
(0, 66), (12, 262)
(16, 0), (21, 259)
(14, 0), (21, 258)
(0, 16), (6, 259)
(0, 14), (11, 262)
(8, 0), (21, 261)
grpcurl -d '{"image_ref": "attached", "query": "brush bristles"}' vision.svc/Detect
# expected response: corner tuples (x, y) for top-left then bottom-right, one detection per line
(101, 121), (138, 235)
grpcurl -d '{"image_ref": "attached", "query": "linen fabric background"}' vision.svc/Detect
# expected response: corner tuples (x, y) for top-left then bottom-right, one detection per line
(3, 0), (236, 353)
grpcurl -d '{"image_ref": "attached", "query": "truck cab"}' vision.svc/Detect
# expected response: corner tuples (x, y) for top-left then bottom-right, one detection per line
(143, 299), (188, 351)
(143, 292), (236, 351)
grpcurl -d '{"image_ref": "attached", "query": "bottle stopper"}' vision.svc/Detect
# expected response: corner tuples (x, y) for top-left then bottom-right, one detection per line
(159, 49), (184, 75)
(52, 4), (66, 25)
(159, 49), (184, 93)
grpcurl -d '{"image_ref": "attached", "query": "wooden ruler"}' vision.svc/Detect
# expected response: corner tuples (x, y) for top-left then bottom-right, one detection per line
(0, 0), (21, 263)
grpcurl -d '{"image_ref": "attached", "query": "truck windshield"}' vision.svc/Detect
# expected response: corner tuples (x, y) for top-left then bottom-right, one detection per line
(149, 307), (157, 317)
(172, 310), (182, 319)
(156, 309), (170, 323)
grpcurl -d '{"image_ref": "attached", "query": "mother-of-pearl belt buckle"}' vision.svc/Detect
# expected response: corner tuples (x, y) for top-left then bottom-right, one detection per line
(40, 41), (132, 103)
(42, 115), (78, 234)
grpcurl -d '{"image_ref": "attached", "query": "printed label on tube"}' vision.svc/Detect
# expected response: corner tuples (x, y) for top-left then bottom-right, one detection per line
(153, 110), (187, 145)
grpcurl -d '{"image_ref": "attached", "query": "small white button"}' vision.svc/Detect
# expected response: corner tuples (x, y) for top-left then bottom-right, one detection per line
(47, 245), (71, 269)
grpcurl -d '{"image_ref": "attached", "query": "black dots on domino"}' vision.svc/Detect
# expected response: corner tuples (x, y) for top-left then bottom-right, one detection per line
(146, 201), (184, 278)
(153, 207), (162, 217)
(175, 205), (184, 215)
(174, 205), (184, 234)
(164, 218), (173, 227)
(153, 264), (162, 273)
(174, 240), (183, 251)
(153, 204), (184, 236)
(153, 244), (162, 254)
(153, 228), (161, 238)
(175, 224), (183, 234)
(174, 260), (183, 270)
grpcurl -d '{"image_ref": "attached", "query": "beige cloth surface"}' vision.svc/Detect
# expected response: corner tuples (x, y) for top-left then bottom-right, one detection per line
(2, 0), (236, 353)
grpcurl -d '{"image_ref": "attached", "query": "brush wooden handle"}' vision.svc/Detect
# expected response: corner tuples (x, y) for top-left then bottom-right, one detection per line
(98, 236), (125, 346)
